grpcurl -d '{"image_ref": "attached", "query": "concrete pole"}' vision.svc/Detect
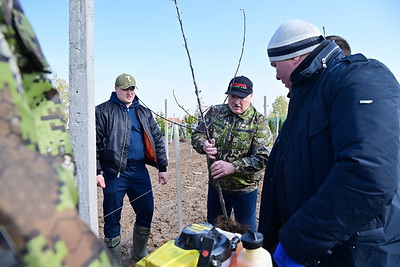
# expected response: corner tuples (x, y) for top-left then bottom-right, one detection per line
(164, 99), (169, 159)
(169, 115), (174, 144)
(276, 115), (279, 137)
(263, 95), (267, 117)
(173, 124), (183, 232)
(69, 0), (98, 235)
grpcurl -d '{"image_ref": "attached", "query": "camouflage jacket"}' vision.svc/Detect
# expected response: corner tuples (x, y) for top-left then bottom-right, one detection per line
(1, 1), (113, 266)
(191, 104), (272, 193)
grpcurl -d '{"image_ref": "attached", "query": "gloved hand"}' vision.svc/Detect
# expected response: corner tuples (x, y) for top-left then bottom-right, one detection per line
(273, 243), (304, 267)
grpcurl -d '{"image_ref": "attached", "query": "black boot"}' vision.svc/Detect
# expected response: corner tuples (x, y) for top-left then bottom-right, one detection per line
(132, 224), (150, 261)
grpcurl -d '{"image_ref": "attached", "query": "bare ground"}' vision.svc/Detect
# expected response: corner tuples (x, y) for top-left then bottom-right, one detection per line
(97, 138), (264, 266)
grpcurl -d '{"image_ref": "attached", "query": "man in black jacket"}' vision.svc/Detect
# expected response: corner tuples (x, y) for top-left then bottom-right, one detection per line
(259, 19), (400, 266)
(96, 73), (169, 265)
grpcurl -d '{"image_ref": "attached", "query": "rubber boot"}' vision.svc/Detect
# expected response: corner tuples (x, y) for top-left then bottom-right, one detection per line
(132, 224), (151, 261)
(104, 235), (121, 266)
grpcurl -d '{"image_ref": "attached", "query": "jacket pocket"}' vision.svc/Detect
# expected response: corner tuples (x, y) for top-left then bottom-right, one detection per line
(353, 227), (385, 242)
(348, 217), (385, 243)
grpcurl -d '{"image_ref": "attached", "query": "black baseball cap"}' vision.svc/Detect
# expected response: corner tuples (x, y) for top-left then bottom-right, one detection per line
(225, 76), (253, 98)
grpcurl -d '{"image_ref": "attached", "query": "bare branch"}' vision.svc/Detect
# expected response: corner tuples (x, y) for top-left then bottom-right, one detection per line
(233, 9), (246, 78)
(172, 0), (228, 219)
(220, 9), (246, 107)
(172, 89), (196, 120)
(138, 97), (195, 131)
(172, 0), (211, 140)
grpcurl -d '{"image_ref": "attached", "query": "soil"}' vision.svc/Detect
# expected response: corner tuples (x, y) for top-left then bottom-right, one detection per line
(97, 138), (264, 266)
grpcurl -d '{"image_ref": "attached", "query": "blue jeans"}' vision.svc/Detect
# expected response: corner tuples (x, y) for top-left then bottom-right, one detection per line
(207, 182), (258, 231)
(102, 160), (153, 238)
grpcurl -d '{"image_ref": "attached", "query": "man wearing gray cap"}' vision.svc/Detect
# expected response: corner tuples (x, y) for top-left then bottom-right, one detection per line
(96, 73), (169, 265)
(259, 19), (400, 266)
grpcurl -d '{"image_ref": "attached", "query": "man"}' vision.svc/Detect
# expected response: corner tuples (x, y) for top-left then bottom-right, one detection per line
(0, 0), (113, 266)
(191, 76), (272, 232)
(326, 35), (351, 55)
(96, 73), (169, 264)
(259, 19), (400, 266)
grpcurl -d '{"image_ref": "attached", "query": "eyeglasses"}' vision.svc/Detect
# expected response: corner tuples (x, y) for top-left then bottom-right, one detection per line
(121, 86), (135, 91)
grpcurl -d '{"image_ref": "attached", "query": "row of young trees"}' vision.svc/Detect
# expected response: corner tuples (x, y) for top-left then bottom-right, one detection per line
(154, 95), (289, 140)
(52, 74), (289, 139)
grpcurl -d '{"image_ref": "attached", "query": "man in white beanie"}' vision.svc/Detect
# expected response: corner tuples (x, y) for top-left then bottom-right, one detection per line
(259, 19), (400, 266)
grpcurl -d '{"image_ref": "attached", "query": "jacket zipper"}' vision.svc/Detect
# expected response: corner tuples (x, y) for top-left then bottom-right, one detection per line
(322, 46), (339, 68)
(117, 108), (129, 177)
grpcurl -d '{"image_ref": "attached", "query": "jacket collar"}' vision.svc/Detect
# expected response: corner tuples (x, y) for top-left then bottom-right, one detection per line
(290, 40), (342, 86)
(109, 92), (139, 109)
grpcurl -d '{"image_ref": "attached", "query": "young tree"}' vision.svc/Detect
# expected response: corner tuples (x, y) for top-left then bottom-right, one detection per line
(52, 73), (70, 125)
(154, 112), (168, 137)
(183, 113), (197, 137)
(271, 95), (288, 117)
(269, 95), (288, 138)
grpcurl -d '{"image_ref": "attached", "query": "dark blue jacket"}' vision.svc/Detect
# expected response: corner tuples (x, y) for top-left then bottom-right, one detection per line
(259, 40), (400, 266)
(96, 93), (168, 176)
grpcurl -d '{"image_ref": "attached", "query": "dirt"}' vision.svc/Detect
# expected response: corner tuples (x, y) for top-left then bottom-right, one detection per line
(97, 138), (264, 266)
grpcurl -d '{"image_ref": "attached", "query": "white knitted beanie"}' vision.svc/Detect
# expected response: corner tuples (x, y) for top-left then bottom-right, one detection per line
(267, 19), (324, 62)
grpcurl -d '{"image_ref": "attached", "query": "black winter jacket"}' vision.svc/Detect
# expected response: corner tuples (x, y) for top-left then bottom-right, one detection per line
(96, 93), (167, 176)
(259, 40), (400, 266)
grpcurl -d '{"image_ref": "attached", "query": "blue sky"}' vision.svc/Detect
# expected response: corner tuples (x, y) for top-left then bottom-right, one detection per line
(21, 0), (400, 118)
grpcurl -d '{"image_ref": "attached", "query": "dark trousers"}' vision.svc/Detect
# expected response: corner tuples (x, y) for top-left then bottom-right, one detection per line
(102, 161), (153, 238)
(207, 182), (258, 231)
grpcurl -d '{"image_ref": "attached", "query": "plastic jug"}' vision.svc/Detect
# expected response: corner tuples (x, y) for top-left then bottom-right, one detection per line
(234, 231), (272, 267)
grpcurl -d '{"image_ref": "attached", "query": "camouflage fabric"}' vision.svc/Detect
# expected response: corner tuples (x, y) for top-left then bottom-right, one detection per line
(0, 1), (113, 266)
(191, 104), (272, 193)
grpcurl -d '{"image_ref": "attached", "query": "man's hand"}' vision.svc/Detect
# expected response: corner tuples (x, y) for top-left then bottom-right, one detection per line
(210, 160), (235, 179)
(202, 139), (218, 159)
(159, 172), (168, 185)
(96, 174), (106, 188)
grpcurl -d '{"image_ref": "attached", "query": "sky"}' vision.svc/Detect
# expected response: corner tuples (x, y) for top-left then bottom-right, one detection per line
(20, 0), (400, 119)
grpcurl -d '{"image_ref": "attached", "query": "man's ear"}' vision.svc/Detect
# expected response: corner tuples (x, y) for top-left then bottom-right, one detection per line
(291, 56), (302, 66)
(292, 54), (308, 66)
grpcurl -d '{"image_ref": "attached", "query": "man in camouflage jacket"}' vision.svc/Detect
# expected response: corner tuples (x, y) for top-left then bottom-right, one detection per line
(191, 76), (272, 231)
(0, 1), (113, 266)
